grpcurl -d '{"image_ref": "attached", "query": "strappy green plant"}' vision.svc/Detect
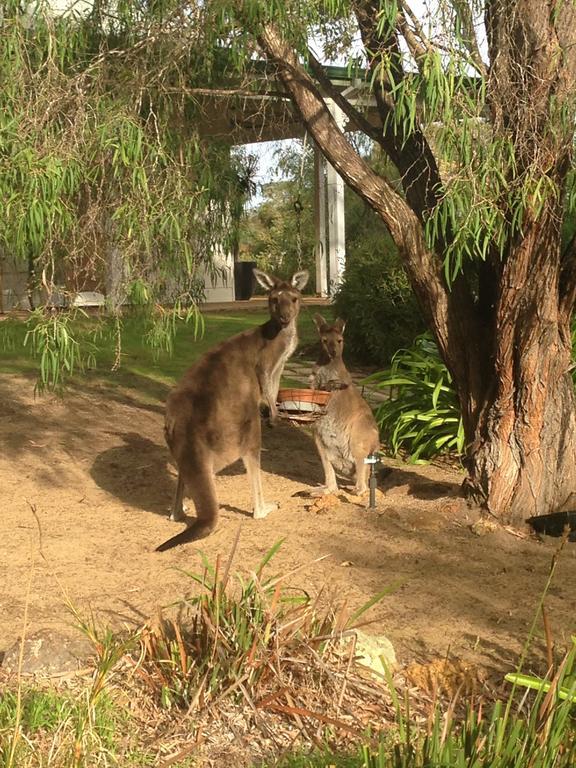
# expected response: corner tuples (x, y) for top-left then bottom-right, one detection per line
(367, 333), (465, 463)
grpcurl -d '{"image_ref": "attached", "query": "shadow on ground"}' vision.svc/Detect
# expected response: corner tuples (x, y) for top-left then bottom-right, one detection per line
(380, 465), (462, 500)
(89, 421), (323, 517)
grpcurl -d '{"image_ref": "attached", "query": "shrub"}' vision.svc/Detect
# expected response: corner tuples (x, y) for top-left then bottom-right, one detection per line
(333, 253), (425, 367)
(370, 323), (576, 463)
(367, 333), (464, 463)
(128, 539), (391, 711)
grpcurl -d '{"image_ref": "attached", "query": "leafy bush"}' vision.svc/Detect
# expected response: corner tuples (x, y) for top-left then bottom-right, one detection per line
(132, 540), (313, 709)
(370, 323), (576, 463)
(368, 333), (464, 462)
(333, 252), (425, 367)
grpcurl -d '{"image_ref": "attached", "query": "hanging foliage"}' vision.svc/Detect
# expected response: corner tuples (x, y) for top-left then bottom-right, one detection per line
(0, 0), (260, 385)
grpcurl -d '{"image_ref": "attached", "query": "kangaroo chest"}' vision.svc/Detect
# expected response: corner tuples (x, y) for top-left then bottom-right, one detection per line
(271, 327), (297, 373)
(315, 395), (355, 471)
(283, 329), (298, 361)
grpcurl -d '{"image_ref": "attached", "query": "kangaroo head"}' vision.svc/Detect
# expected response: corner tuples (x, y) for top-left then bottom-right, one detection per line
(314, 314), (346, 360)
(254, 268), (309, 327)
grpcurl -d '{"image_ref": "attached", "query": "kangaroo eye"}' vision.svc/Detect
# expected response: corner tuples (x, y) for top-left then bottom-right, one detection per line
(292, 297), (297, 303)
(322, 338), (327, 343)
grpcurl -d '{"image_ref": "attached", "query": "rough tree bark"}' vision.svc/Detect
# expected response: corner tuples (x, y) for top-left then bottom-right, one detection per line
(252, 0), (576, 525)
(468, 206), (576, 522)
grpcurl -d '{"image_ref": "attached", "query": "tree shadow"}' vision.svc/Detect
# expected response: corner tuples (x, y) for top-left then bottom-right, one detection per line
(69, 370), (168, 417)
(317, 512), (552, 673)
(221, 504), (252, 517)
(90, 431), (174, 516)
(379, 465), (463, 500)
(0, 369), (167, 469)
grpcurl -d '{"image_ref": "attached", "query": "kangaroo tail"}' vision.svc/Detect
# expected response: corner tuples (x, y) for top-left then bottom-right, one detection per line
(155, 519), (216, 552)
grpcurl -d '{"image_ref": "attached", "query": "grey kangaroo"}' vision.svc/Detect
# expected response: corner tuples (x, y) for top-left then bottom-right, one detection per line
(155, 268), (309, 552)
(309, 315), (380, 495)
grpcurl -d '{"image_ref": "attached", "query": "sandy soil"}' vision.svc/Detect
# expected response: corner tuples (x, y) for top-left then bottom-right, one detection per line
(1, 371), (575, 686)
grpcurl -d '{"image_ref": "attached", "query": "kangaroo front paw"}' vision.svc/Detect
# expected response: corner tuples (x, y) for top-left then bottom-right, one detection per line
(267, 406), (279, 428)
(253, 502), (278, 520)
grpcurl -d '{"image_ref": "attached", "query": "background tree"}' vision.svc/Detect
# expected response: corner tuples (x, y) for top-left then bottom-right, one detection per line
(7, 0), (576, 525)
(195, 0), (576, 525)
(243, 138), (424, 358)
(241, 141), (316, 278)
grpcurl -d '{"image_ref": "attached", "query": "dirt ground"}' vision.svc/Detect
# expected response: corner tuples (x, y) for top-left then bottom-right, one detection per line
(1, 371), (575, 687)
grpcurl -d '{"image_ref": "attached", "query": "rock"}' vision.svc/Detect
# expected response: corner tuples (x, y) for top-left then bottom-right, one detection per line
(348, 629), (397, 674)
(1, 628), (94, 677)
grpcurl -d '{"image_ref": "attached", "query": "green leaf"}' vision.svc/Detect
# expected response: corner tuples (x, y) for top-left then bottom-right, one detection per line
(347, 580), (404, 627)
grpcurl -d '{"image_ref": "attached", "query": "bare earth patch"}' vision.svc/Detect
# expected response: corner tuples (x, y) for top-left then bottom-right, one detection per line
(1, 372), (575, 687)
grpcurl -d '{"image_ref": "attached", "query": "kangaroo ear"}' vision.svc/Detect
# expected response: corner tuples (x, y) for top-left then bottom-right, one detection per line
(313, 313), (327, 332)
(291, 270), (309, 291)
(253, 268), (277, 291)
(334, 317), (346, 334)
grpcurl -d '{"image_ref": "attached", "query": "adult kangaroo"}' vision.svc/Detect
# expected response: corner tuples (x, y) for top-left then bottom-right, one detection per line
(155, 268), (309, 552)
(309, 315), (380, 495)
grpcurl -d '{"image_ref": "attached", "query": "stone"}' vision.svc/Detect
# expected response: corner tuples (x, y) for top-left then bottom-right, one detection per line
(1, 628), (94, 677)
(349, 629), (397, 675)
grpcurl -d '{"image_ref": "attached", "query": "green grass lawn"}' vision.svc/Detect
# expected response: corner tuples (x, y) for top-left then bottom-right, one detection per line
(0, 304), (327, 402)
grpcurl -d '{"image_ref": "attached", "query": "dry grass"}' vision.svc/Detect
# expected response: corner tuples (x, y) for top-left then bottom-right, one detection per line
(0, 537), (405, 767)
(3, 537), (573, 768)
(108, 534), (401, 766)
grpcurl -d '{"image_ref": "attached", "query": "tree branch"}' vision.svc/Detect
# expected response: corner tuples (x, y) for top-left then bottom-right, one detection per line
(450, 0), (489, 79)
(306, 50), (387, 149)
(258, 25), (408, 245)
(256, 22), (485, 421)
(396, 0), (434, 67)
(352, 0), (444, 219)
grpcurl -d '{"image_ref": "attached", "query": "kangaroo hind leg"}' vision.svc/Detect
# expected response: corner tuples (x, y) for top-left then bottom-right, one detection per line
(310, 431), (338, 496)
(352, 456), (370, 495)
(239, 411), (277, 520)
(243, 450), (278, 520)
(170, 472), (186, 522)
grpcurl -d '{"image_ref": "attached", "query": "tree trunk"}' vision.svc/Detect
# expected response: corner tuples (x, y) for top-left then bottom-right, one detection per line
(469, 339), (576, 524)
(252, 16), (576, 528)
(464, 211), (576, 523)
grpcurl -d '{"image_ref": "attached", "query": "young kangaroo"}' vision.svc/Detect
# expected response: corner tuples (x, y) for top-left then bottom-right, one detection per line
(309, 315), (380, 495)
(155, 268), (309, 552)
